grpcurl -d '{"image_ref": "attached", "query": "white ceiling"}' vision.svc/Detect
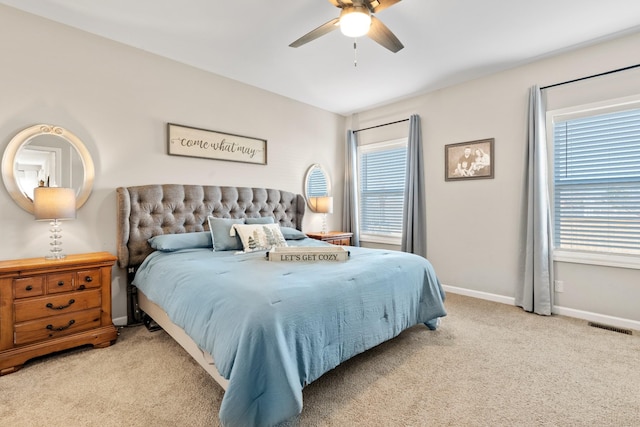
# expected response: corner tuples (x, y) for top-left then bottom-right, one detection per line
(2, 0), (640, 115)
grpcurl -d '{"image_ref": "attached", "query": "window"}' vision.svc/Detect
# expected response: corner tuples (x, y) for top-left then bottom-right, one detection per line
(357, 138), (407, 244)
(549, 98), (640, 265)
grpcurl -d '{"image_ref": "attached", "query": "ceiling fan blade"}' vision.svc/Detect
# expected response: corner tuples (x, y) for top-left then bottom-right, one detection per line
(366, 0), (401, 14)
(289, 18), (340, 48)
(327, 0), (353, 7)
(367, 16), (404, 52)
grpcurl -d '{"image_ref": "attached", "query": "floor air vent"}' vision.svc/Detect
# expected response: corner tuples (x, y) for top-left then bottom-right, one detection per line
(588, 322), (633, 335)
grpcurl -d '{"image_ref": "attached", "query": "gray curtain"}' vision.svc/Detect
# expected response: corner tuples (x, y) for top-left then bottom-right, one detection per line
(401, 115), (427, 257)
(343, 130), (360, 246)
(516, 85), (553, 315)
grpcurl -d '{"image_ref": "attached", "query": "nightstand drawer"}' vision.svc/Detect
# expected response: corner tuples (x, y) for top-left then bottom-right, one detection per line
(76, 268), (102, 290)
(14, 308), (102, 346)
(14, 289), (101, 323)
(306, 231), (353, 246)
(13, 277), (45, 299)
(46, 272), (75, 294)
(325, 237), (351, 245)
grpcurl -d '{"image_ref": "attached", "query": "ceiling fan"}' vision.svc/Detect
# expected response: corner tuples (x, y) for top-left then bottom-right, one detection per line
(289, 0), (404, 53)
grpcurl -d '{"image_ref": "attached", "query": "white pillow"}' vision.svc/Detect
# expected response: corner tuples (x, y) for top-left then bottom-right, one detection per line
(231, 223), (287, 253)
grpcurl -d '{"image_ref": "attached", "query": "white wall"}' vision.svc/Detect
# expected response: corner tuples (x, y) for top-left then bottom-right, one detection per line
(0, 6), (345, 324)
(2, 5), (638, 329)
(348, 31), (640, 328)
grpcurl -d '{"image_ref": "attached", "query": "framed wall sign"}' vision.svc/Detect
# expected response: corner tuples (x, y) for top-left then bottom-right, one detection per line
(167, 123), (267, 165)
(445, 138), (494, 181)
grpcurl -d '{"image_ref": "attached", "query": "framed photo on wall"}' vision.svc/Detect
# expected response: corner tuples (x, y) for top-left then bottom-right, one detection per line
(445, 138), (494, 181)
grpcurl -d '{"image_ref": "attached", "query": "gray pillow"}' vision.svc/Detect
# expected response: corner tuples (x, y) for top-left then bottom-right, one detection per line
(280, 227), (307, 240)
(207, 216), (245, 251)
(245, 216), (275, 225)
(148, 232), (212, 251)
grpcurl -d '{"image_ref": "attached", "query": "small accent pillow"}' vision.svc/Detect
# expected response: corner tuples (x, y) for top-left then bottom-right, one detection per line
(280, 227), (307, 240)
(207, 216), (245, 251)
(245, 216), (275, 224)
(148, 232), (213, 251)
(231, 223), (288, 253)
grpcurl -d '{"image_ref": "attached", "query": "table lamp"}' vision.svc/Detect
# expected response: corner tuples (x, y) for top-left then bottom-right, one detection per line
(311, 196), (333, 234)
(33, 187), (76, 259)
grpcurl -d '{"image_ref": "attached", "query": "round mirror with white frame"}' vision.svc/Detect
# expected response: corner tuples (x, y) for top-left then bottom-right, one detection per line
(304, 163), (331, 212)
(1, 124), (95, 214)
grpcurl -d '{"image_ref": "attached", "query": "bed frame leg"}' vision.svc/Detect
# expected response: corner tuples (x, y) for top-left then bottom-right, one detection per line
(142, 313), (162, 332)
(126, 268), (143, 325)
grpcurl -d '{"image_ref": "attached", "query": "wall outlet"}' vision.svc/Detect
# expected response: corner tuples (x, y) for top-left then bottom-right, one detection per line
(554, 280), (564, 293)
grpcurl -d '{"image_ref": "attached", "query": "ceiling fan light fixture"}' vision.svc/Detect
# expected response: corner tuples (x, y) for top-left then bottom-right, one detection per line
(339, 6), (371, 38)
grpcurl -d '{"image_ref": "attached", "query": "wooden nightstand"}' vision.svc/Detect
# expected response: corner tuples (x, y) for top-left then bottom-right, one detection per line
(306, 231), (353, 246)
(0, 252), (118, 375)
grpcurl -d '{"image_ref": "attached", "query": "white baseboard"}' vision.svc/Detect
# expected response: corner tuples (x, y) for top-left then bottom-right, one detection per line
(442, 284), (639, 333)
(442, 284), (515, 305)
(552, 306), (640, 332)
(112, 316), (128, 327)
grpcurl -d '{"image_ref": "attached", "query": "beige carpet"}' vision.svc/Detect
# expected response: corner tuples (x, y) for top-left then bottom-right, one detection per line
(1, 293), (638, 427)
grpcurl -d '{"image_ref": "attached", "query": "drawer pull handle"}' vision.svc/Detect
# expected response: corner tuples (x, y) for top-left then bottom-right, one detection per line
(46, 299), (75, 310)
(85, 276), (93, 283)
(57, 281), (65, 287)
(26, 285), (33, 291)
(46, 319), (75, 331)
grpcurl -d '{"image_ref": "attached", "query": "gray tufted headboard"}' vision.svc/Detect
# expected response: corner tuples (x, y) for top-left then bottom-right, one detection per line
(116, 184), (306, 268)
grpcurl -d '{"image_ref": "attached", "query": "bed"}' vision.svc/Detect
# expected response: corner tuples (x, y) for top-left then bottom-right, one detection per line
(116, 184), (446, 427)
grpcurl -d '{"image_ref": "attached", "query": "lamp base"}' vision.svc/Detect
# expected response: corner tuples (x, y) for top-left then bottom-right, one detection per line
(321, 213), (328, 235)
(44, 219), (66, 260)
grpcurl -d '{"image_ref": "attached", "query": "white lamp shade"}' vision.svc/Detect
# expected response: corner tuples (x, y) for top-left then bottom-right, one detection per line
(34, 187), (77, 220)
(314, 196), (333, 214)
(339, 7), (371, 38)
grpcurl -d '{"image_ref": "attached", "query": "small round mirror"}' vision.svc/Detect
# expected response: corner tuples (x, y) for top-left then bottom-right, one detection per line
(304, 164), (331, 212)
(1, 124), (95, 214)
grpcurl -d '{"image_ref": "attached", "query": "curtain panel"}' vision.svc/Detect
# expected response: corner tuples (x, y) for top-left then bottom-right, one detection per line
(517, 85), (553, 315)
(343, 130), (360, 246)
(401, 114), (427, 257)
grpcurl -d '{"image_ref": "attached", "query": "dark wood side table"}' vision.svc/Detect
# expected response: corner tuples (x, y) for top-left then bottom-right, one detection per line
(306, 231), (353, 246)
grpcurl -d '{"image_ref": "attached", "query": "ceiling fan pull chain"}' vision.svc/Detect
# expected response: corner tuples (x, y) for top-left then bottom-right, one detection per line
(353, 39), (358, 67)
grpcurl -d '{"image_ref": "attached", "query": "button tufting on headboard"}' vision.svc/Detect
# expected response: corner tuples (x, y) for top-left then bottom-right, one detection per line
(116, 184), (306, 268)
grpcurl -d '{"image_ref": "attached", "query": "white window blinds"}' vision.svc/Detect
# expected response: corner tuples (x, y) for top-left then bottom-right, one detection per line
(358, 139), (407, 239)
(553, 107), (640, 256)
(307, 169), (328, 197)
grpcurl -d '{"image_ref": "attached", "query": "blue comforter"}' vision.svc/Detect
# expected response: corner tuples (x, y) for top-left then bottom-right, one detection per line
(133, 239), (446, 426)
